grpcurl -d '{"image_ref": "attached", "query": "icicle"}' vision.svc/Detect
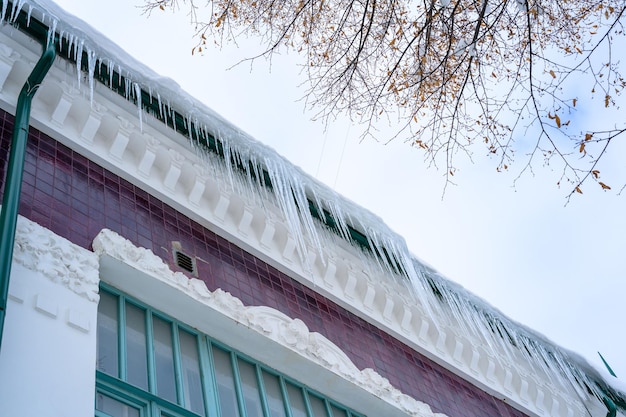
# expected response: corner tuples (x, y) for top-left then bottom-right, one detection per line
(10, 0), (26, 23)
(46, 18), (57, 49)
(231, 146), (245, 195)
(123, 75), (130, 100)
(438, 285), (474, 342)
(264, 157), (309, 268)
(26, 4), (31, 26)
(249, 153), (263, 190)
(193, 118), (202, 149)
(87, 48), (96, 105)
(58, 30), (65, 54)
(170, 103), (175, 125)
(67, 33), (74, 59)
(185, 114), (192, 139)
(133, 82), (143, 132)
(327, 199), (352, 242)
(189, 117), (198, 150)
(156, 93), (163, 120)
(221, 134), (235, 189)
(75, 38), (84, 88)
(185, 114), (193, 141)
(1, 0), (8, 23)
(107, 60), (114, 88)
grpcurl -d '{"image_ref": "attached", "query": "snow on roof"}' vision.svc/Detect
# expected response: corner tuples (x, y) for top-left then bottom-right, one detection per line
(3, 0), (624, 411)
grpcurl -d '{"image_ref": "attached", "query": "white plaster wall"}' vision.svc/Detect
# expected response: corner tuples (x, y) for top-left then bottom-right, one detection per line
(0, 254), (98, 417)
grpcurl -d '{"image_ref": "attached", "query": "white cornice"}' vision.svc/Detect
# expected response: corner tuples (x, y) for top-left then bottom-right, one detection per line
(0, 26), (606, 417)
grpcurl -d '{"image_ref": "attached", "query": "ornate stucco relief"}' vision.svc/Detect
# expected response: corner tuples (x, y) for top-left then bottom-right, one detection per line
(11, 214), (99, 302)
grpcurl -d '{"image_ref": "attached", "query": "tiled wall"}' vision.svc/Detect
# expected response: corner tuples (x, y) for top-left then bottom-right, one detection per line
(0, 108), (526, 417)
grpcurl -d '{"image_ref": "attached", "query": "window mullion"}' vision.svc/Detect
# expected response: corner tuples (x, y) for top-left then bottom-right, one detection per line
(172, 323), (185, 408)
(323, 399), (333, 417)
(146, 310), (157, 395)
(230, 352), (248, 417)
(150, 400), (159, 417)
(301, 391), (315, 417)
(255, 364), (271, 417)
(198, 336), (220, 417)
(279, 376), (294, 417)
(118, 295), (127, 381)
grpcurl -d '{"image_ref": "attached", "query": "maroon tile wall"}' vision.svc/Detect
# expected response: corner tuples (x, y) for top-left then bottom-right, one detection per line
(0, 108), (527, 417)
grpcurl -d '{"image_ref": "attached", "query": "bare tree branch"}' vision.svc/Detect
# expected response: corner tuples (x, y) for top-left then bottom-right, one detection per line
(143, 0), (626, 196)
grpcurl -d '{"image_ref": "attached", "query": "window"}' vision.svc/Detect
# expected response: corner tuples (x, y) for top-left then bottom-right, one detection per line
(96, 284), (364, 417)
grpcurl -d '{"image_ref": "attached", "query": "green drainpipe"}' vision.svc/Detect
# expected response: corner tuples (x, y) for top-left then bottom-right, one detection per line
(0, 41), (56, 352)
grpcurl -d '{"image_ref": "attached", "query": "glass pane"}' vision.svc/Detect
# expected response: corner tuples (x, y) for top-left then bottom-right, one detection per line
(153, 316), (177, 403)
(262, 371), (287, 417)
(286, 383), (307, 417)
(125, 302), (148, 390)
(179, 330), (205, 416)
(97, 291), (119, 376)
(95, 391), (140, 417)
(238, 359), (263, 417)
(329, 405), (347, 417)
(212, 346), (240, 417)
(309, 394), (329, 417)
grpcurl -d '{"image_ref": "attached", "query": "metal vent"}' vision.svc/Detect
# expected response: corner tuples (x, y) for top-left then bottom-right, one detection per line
(172, 242), (196, 275)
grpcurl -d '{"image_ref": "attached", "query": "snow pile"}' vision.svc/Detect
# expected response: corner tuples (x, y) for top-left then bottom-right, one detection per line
(2, 0), (624, 411)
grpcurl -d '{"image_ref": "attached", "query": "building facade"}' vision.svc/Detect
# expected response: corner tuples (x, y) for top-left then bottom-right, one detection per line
(0, 1), (623, 417)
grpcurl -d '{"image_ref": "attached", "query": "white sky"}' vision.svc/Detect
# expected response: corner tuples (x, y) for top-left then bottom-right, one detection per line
(50, 0), (626, 381)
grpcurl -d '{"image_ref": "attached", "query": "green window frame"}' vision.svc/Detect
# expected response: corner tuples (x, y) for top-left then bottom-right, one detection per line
(96, 283), (365, 417)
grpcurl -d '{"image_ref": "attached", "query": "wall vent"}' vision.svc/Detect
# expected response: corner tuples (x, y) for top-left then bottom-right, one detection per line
(172, 242), (196, 275)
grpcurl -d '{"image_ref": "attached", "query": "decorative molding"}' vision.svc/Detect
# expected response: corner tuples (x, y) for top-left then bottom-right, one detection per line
(92, 228), (447, 417)
(11, 214), (100, 302)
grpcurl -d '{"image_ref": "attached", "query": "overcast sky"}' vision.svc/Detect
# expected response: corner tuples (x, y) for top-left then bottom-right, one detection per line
(50, 0), (626, 382)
